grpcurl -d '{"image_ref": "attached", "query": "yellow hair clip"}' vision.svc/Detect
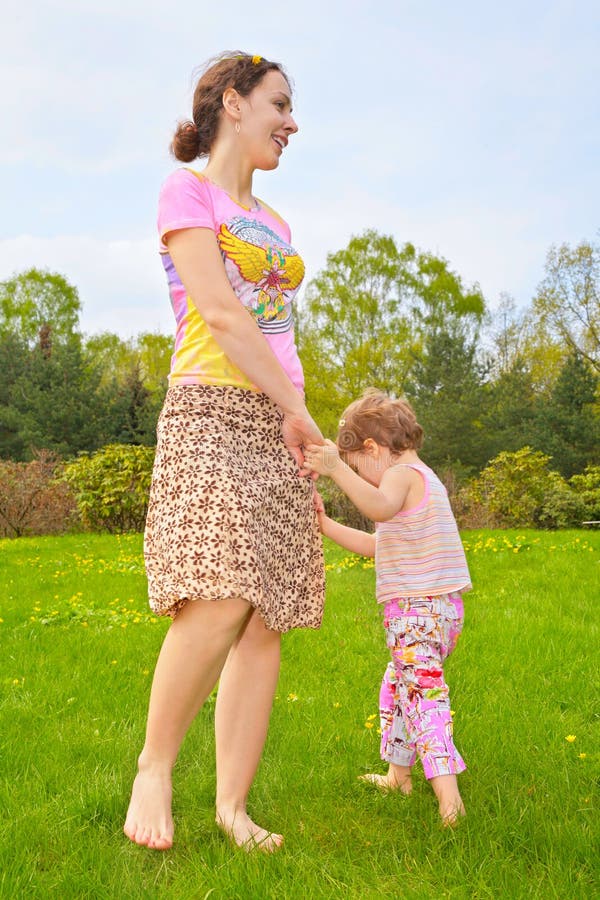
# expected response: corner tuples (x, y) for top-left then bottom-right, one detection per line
(252, 55), (262, 65)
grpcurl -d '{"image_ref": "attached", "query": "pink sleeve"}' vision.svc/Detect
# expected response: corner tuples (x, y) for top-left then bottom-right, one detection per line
(157, 169), (215, 251)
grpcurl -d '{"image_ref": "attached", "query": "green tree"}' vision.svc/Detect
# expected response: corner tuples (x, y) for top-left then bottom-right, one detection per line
(298, 229), (485, 436)
(406, 324), (488, 475)
(533, 238), (600, 372)
(0, 268), (81, 347)
(533, 353), (600, 477)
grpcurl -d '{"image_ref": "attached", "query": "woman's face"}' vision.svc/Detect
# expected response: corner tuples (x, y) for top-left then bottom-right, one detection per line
(239, 69), (298, 170)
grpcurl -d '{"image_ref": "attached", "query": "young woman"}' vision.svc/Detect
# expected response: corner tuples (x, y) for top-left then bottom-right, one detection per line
(124, 52), (325, 853)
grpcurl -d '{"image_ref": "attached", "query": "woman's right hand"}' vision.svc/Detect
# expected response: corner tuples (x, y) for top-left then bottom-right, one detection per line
(281, 408), (324, 477)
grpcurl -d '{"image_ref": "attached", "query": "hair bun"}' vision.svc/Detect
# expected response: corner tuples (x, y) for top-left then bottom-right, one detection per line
(171, 119), (201, 162)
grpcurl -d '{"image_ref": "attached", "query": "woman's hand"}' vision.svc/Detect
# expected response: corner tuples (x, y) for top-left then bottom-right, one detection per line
(281, 409), (324, 477)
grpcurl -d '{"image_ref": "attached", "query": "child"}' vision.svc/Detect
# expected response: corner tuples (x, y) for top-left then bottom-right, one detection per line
(304, 389), (471, 826)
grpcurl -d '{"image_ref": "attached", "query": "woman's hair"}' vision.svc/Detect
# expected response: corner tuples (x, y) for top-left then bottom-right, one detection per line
(171, 52), (291, 162)
(337, 389), (424, 455)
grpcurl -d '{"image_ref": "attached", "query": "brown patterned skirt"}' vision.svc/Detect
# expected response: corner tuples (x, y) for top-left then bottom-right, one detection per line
(144, 385), (325, 632)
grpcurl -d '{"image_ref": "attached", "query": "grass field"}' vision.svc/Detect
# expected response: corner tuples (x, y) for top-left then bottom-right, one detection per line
(0, 529), (598, 899)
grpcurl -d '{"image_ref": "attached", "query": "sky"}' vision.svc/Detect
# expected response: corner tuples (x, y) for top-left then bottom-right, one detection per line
(1, 0), (598, 339)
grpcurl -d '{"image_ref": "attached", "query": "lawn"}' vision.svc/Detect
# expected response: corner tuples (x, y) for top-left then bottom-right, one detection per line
(0, 530), (598, 899)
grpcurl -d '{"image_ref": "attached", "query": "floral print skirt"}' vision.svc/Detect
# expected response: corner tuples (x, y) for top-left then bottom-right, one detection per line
(144, 384), (325, 632)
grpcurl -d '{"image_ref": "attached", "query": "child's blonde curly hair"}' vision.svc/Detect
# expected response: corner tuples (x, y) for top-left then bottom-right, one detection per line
(336, 388), (424, 455)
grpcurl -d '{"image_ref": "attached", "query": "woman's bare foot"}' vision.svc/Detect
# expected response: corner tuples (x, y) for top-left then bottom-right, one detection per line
(216, 807), (283, 853)
(429, 774), (466, 827)
(359, 766), (413, 795)
(124, 764), (174, 850)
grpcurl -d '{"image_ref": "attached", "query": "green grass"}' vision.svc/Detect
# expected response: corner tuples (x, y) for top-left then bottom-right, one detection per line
(1, 530), (598, 899)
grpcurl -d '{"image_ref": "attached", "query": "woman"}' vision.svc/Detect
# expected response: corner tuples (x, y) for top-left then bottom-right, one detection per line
(124, 52), (325, 853)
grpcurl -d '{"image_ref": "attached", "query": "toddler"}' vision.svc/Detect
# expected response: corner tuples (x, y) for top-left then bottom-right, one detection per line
(304, 389), (471, 825)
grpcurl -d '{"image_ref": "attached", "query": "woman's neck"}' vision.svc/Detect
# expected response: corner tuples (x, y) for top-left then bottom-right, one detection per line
(201, 143), (255, 208)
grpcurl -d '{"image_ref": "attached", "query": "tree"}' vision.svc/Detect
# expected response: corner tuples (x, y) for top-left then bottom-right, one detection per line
(0, 268), (82, 348)
(406, 323), (488, 476)
(533, 353), (600, 478)
(533, 238), (600, 372)
(297, 229), (485, 436)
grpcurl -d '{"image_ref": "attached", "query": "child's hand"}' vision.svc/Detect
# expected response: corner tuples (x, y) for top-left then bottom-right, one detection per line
(312, 487), (326, 516)
(304, 440), (340, 477)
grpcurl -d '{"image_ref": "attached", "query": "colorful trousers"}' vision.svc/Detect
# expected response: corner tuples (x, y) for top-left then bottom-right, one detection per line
(379, 593), (466, 780)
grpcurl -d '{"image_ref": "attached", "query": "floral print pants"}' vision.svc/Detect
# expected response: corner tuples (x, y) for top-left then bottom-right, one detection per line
(379, 593), (466, 780)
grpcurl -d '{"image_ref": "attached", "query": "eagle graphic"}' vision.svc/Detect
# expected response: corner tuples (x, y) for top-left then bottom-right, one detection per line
(217, 221), (305, 322)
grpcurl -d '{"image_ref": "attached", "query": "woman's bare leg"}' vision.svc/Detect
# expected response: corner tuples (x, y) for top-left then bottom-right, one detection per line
(214, 609), (282, 852)
(124, 596), (252, 850)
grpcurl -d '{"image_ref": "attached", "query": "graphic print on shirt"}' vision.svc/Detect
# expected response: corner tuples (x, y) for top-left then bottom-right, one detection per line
(217, 217), (305, 334)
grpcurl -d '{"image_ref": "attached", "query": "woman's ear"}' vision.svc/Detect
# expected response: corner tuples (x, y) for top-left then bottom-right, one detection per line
(222, 87), (242, 123)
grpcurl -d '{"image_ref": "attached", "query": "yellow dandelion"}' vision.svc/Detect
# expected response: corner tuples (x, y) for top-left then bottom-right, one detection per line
(364, 722), (374, 729)
(565, 734), (576, 743)
(0, 618), (3, 624)
(333, 702), (341, 708)
(367, 713), (377, 721)
(450, 710), (456, 717)
(12, 678), (20, 685)
(143, 670), (150, 676)
(111, 660), (117, 665)
(81, 622), (88, 627)
(376, 727), (382, 735)
(287, 692), (298, 702)
(578, 753), (587, 759)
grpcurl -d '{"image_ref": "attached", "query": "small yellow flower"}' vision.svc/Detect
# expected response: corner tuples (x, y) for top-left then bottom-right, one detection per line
(111, 660), (117, 665)
(376, 727), (382, 735)
(578, 753), (587, 759)
(565, 734), (576, 743)
(251, 55), (262, 65)
(333, 702), (341, 708)
(367, 713), (377, 721)
(364, 722), (374, 729)
(143, 670), (150, 676)
(450, 710), (456, 717)
(287, 692), (298, 702)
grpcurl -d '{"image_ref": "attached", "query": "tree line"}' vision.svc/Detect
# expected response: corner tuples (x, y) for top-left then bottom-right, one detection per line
(0, 231), (598, 495)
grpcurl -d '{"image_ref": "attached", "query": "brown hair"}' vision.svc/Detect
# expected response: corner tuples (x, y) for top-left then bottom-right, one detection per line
(337, 389), (424, 455)
(171, 52), (291, 162)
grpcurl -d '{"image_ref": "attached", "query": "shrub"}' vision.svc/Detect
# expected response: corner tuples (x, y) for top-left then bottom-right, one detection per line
(570, 466), (600, 521)
(0, 451), (77, 538)
(63, 444), (155, 533)
(460, 446), (584, 529)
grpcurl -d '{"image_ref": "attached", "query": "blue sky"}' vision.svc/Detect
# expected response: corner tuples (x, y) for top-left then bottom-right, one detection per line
(2, 0), (598, 338)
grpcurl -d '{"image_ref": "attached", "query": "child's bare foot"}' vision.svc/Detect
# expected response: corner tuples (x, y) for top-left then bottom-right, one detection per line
(429, 774), (466, 827)
(359, 770), (413, 795)
(216, 807), (283, 853)
(124, 765), (174, 850)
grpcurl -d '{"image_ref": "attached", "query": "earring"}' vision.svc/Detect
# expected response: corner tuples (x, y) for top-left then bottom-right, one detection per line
(235, 121), (241, 134)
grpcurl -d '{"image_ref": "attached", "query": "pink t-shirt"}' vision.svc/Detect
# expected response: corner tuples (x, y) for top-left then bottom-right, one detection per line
(158, 167), (305, 393)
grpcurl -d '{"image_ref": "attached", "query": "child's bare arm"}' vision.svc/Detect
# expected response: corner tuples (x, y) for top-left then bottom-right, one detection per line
(305, 441), (411, 522)
(319, 514), (375, 557)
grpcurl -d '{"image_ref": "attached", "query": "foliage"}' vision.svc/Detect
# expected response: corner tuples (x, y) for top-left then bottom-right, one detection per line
(0, 452), (77, 538)
(0, 268), (81, 348)
(533, 238), (600, 372)
(298, 229), (485, 438)
(461, 447), (585, 528)
(406, 324), (488, 474)
(570, 465), (600, 521)
(533, 352), (600, 478)
(63, 444), (155, 532)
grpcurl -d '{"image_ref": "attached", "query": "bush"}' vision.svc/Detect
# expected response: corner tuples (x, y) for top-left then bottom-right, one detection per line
(0, 452), (77, 538)
(570, 466), (600, 521)
(460, 446), (584, 529)
(63, 444), (155, 533)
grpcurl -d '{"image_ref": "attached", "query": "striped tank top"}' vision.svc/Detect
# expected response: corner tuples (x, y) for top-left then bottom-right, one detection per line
(375, 463), (472, 603)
